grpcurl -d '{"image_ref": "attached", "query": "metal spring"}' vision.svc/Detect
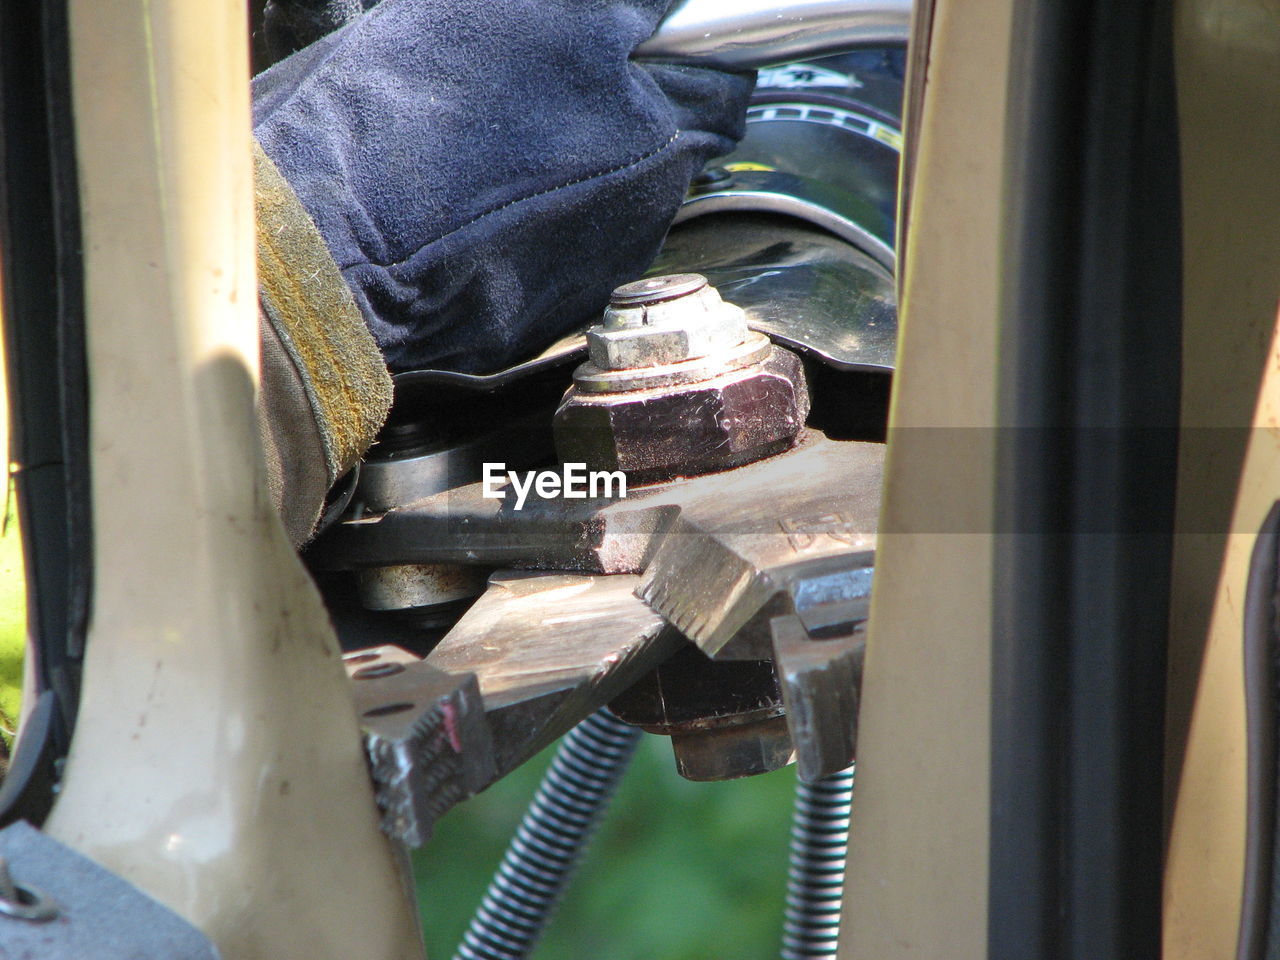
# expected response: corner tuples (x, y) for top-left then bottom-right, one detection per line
(453, 709), (641, 960)
(781, 766), (855, 959)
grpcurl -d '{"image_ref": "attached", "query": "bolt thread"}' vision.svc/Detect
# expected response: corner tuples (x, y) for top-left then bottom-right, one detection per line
(781, 766), (855, 960)
(453, 710), (641, 960)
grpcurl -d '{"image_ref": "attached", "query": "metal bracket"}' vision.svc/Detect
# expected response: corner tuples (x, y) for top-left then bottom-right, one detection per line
(345, 571), (680, 845)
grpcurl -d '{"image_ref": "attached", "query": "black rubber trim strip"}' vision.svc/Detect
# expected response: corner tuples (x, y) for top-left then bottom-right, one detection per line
(987, 0), (1181, 957)
(0, 0), (92, 780)
(1242, 501), (1280, 960)
(0, 692), (59, 829)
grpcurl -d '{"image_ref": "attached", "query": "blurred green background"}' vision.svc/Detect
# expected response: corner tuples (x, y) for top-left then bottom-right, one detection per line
(414, 732), (796, 960)
(0, 494), (21, 762)
(0, 343), (23, 762)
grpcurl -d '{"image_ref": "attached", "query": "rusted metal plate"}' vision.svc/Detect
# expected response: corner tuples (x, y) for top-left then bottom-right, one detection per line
(344, 571), (679, 845)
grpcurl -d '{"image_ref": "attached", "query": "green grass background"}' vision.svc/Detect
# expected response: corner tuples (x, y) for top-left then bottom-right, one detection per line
(413, 733), (796, 960)
(0, 497), (21, 752)
(0, 341), (23, 752)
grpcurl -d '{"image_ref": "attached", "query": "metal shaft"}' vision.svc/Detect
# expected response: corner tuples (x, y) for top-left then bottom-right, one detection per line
(636, 0), (912, 70)
(453, 710), (641, 960)
(781, 766), (855, 959)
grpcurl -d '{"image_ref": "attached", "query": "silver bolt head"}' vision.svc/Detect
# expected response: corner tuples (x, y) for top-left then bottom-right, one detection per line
(587, 274), (749, 370)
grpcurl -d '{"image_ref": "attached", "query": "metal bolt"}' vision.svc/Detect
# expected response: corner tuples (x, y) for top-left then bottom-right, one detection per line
(0, 857), (58, 923)
(587, 273), (749, 371)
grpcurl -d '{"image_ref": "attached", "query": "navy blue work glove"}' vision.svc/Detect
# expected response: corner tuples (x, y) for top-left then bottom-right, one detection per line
(252, 0), (755, 375)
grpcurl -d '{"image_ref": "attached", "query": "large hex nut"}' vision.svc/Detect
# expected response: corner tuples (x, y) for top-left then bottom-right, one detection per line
(553, 346), (810, 484)
(588, 276), (749, 371)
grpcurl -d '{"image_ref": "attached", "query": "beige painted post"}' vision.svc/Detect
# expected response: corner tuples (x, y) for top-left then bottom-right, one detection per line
(40, 3), (425, 957)
(838, 0), (1012, 956)
(1164, 2), (1280, 957)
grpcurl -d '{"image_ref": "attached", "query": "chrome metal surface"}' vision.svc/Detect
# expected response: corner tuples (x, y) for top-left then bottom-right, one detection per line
(356, 563), (489, 612)
(358, 413), (553, 514)
(652, 212), (897, 373)
(672, 169), (895, 271)
(636, 0), (913, 70)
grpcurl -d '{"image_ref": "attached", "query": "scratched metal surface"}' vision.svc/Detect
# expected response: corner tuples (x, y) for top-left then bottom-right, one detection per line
(425, 571), (680, 773)
(310, 431), (882, 577)
(344, 572), (682, 846)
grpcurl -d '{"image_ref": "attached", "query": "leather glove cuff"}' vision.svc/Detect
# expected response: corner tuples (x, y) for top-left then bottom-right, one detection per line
(253, 142), (393, 545)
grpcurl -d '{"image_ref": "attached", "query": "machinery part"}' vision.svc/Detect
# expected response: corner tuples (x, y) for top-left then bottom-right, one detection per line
(636, 0), (911, 70)
(356, 563), (489, 612)
(389, 46), (903, 397)
(344, 646), (495, 847)
(772, 613), (864, 782)
(781, 766), (854, 959)
(674, 169), (894, 271)
(570, 330), (773, 394)
(694, 45), (906, 272)
(651, 214), (896, 375)
(608, 552), (869, 781)
(587, 274), (748, 370)
(670, 713), (794, 782)
(770, 554), (871, 780)
(636, 442), (877, 657)
(610, 645), (795, 781)
(0, 821), (219, 958)
(357, 411), (553, 514)
(453, 710), (641, 960)
(345, 572), (680, 843)
(425, 573), (679, 774)
(311, 431), (882, 660)
(554, 343), (809, 483)
(555, 273), (810, 484)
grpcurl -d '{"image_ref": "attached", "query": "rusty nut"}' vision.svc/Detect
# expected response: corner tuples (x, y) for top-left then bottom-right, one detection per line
(553, 345), (810, 484)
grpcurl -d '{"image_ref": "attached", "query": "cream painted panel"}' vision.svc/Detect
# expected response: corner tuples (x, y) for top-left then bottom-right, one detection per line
(41, 3), (423, 957)
(1165, 1), (1280, 956)
(838, 0), (1010, 956)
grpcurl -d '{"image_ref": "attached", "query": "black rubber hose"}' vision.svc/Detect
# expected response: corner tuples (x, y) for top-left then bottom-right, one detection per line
(781, 766), (855, 959)
(453, 709), (641, 960)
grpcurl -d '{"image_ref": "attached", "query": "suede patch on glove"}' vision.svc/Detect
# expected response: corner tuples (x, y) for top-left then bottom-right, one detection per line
(254, 141), (392, 485)
(253, 142), (392, 544)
